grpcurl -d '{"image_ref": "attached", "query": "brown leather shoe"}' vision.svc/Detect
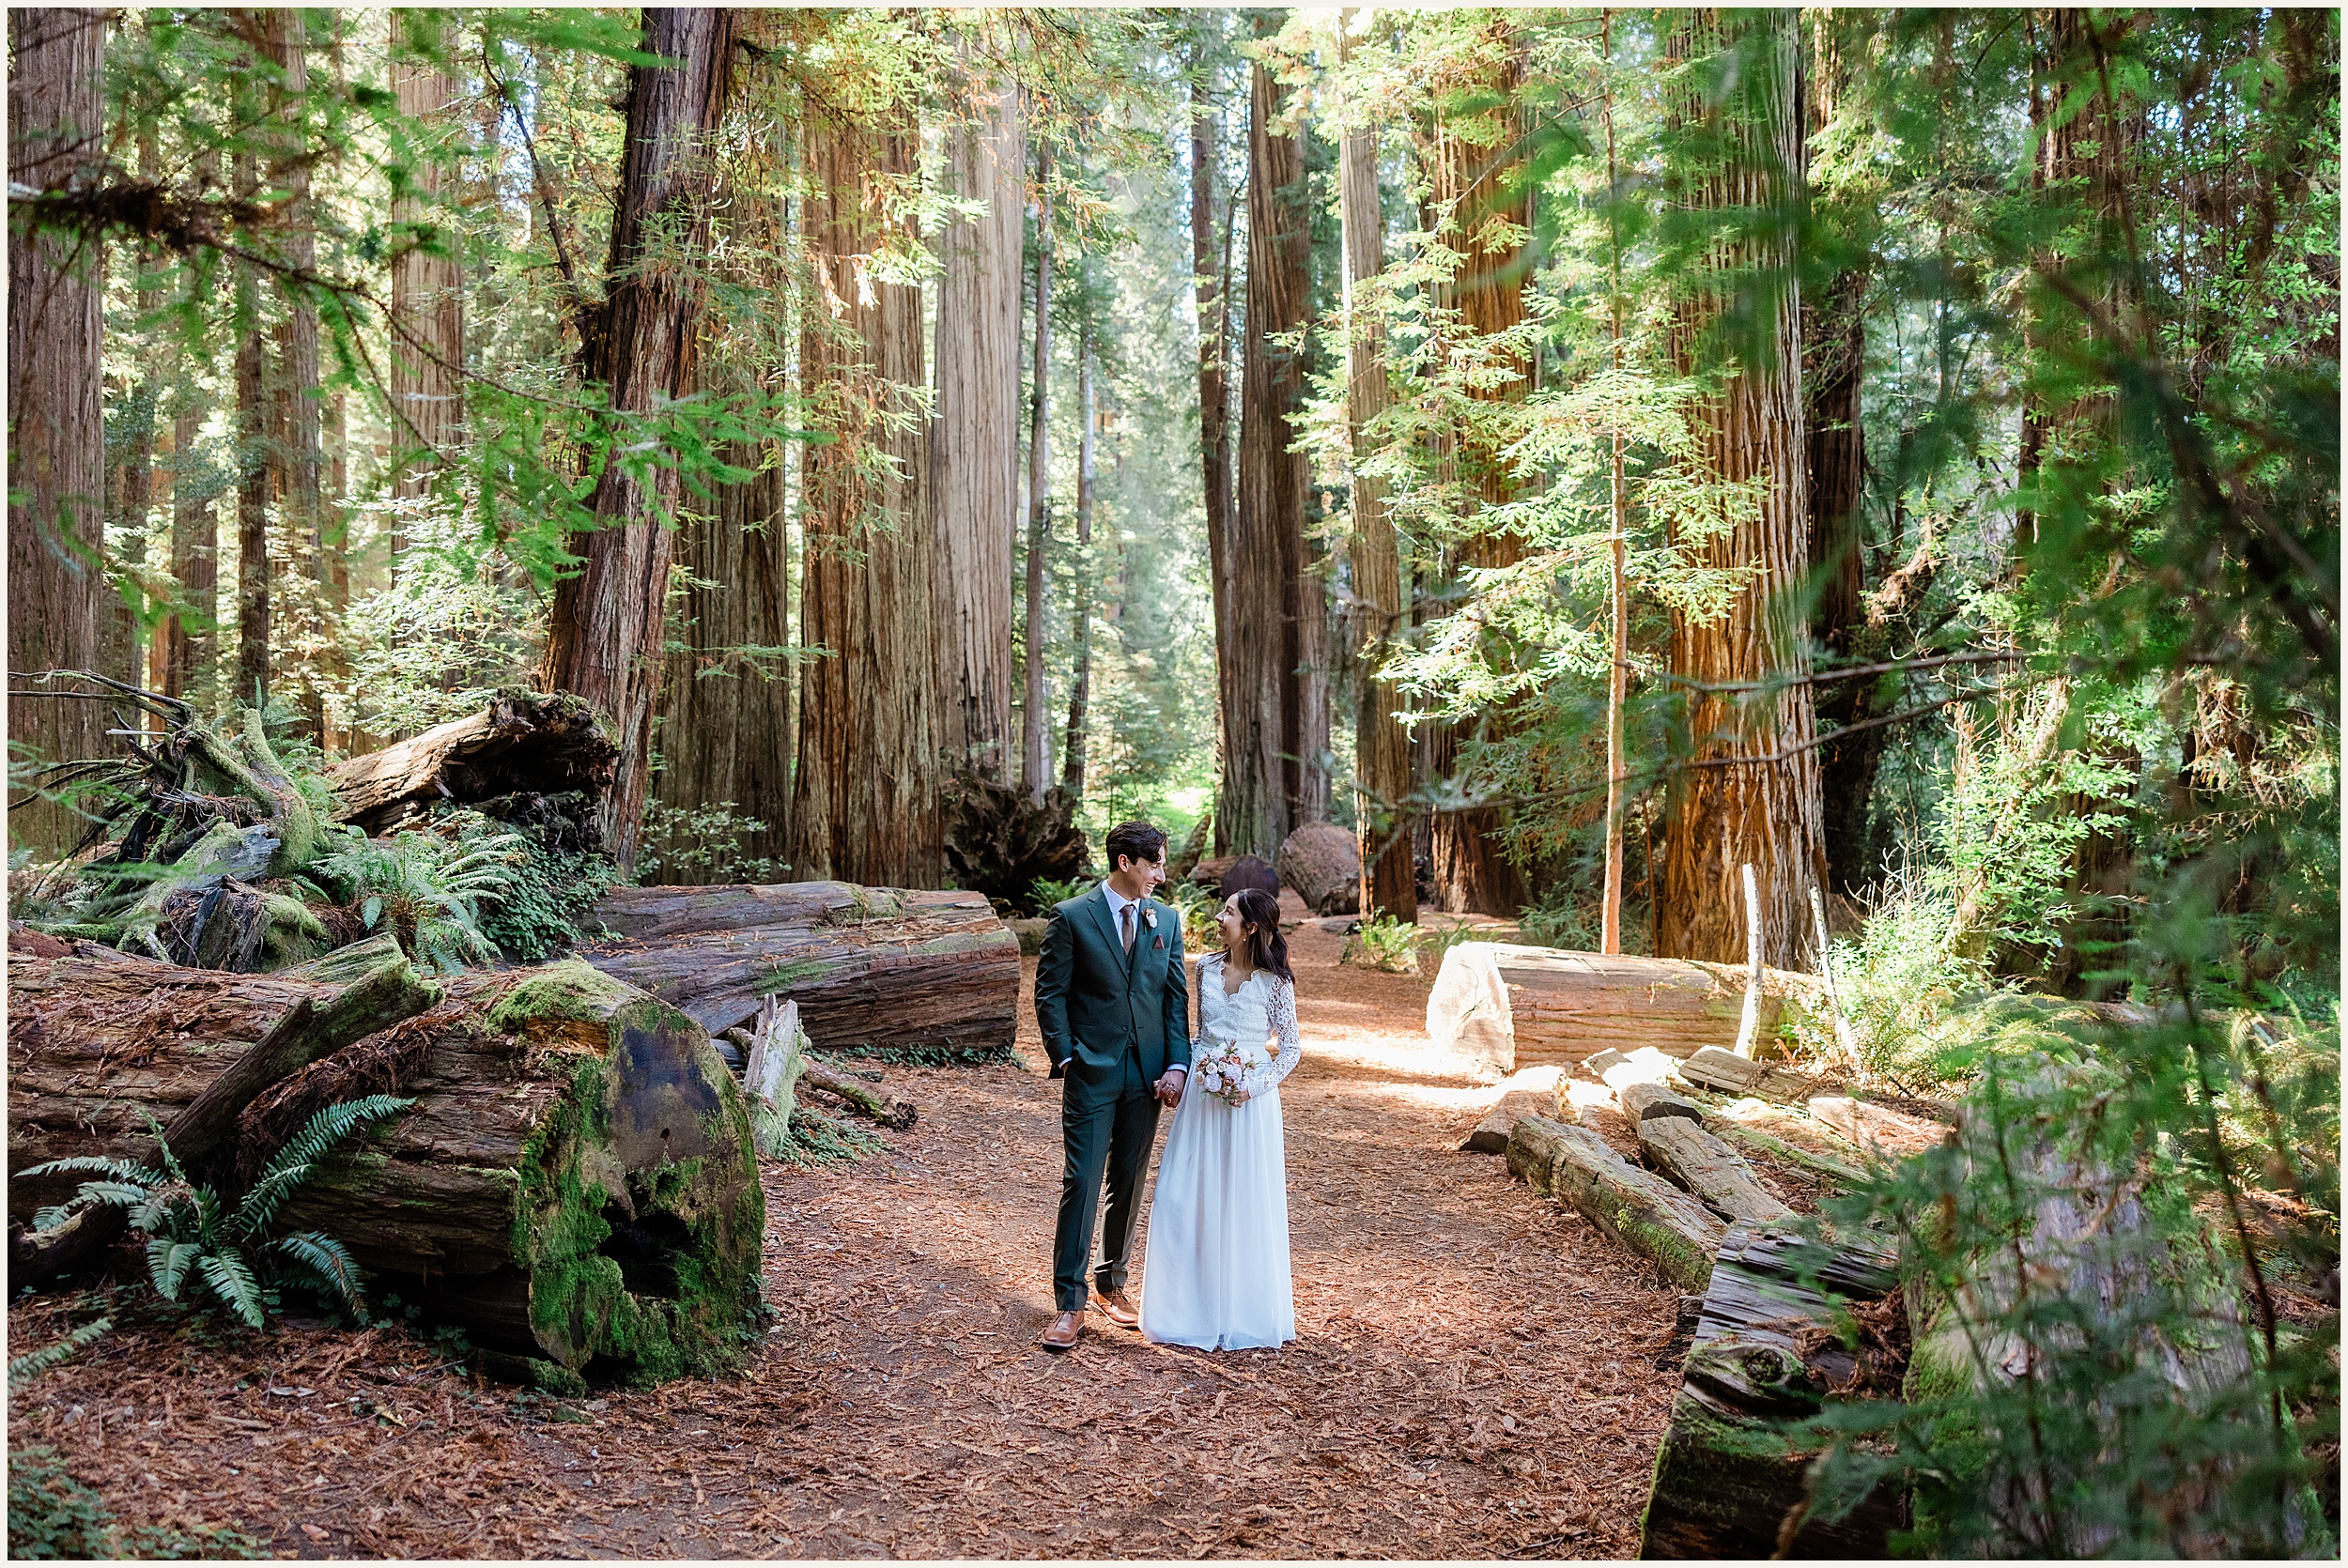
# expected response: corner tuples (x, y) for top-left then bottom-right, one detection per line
(1039, 1310), (1083, 1352)
(1089, 1286), (1140, 1329)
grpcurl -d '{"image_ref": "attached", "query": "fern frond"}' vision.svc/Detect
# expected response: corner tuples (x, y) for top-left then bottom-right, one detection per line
(70, 1179), (157, 1211)
(270, 1232), (365, 1314)
(30, 1203), (72, 1232)
(18, 1154), (149, 1183)
(198, 1249), (266, 1328)
(8, 1317), (112, 1391)
(147, 1237), (200, 1299)
(255, 1095), (413, 1190)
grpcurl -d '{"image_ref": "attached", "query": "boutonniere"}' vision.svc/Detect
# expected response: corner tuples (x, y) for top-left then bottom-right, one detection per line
(1142, 907), (1159, 930)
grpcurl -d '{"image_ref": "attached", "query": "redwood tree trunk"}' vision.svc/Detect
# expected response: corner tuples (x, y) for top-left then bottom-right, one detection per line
(266, 8), (327, 740)
(1420, 25), (1532, 916)
(1061, 336), (1094, 797)
(789, 100), (943, 888)
(1019, 154), (1055, 803)
(387, 10), (465, 557)
(232, 124), (270, 711)
(1802, 19), (1879, 898)
(651, 447), (791, 880)
(1658, 10), (1828, 968)
(930, 72), (1024, 786)
(161, 392), (213, 705)
(1338, 70), (1415, 922)
(6, 8), (108, 854)
(1228, 42), (1312, 859)
(1190, 37), (1240, 854)
(541, 8), (739, 875)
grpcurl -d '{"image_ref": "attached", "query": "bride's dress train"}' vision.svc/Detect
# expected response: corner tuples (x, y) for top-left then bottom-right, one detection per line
(1140, 954), (1301, 1351)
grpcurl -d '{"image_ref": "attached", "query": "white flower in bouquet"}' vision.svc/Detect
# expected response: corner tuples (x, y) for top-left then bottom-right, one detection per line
(1195, 1034), (1271, 1106)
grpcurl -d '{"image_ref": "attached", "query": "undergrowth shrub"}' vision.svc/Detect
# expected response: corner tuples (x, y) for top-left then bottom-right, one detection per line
(308, 827), (520, 972)
(1342, 914), (1421, 974)
(636, 801), (782, 884)
(8, 1445), (263, 1560)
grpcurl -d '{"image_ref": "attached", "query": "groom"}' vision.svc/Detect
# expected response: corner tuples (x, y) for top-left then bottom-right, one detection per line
(1033, 821), (1190, 1352)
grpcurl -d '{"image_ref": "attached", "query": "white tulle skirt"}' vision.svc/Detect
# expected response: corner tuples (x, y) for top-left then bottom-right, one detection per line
(1139, 1073), (1295, 1351)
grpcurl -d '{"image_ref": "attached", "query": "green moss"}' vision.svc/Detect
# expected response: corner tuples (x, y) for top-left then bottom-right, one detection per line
(751, 959), (829, 996)
(488, 961), (635, 1033)
(503, 997), (765, 1390)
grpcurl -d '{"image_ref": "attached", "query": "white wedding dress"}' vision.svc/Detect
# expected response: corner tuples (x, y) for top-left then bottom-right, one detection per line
(1139, 953), (1301, 1351)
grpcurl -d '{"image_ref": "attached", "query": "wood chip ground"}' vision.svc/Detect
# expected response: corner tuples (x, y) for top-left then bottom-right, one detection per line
(7, 922), (1683, 1559)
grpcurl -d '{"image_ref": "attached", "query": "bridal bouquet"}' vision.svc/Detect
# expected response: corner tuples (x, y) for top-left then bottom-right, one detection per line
(1190, 1034), (1273, 1106)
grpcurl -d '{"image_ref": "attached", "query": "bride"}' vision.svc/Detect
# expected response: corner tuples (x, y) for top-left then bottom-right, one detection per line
(1140, 886), (1300, 1351)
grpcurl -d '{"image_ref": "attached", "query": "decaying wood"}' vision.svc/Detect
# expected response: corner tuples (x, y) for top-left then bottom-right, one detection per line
(1676, 1043), (1823, 1105)
(1636, 1115), (1794, 1225)
(583, 881), (1019, 1056)
(1619, 1081), (1703, 1124)
(939, 772), (1086, 913)
(1506, 1114), (1723, 1292)
(327, 688), (618, 837)
(1711, 1119), (1867, 1187)
(1460, 1088), (1552, 1154)
(8, 953), (764, 1388)
(802, 1055), (917, 1130)
(1641, 1223), (1908, 1558)
(1425, 943), (1822, 1075)
(9, 946), (440, 1284)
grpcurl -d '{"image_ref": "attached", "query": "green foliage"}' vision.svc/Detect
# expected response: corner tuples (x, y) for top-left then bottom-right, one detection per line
(1029, 876), (1096, 910)
(441, 811), (618, 963)
(762, 1102), (886, 1169)
(1340, 914), (1422, 975)
(310, 826), (521, 973)
(6, 1319), (112, 1394)
(8, 1446), (262, 1560)
(21, 1098), (413, 1330)
(637, 801), (782, 885)
(1160, 879), (1218, 948)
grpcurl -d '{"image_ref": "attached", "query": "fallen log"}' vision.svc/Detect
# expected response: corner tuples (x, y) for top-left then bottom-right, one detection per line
(8, 954), (765, 1390)
(1425, 943), (1822, 1075)
(582, 882), (1020, 1059)
(327, 688), (618, 838)
(1711, 1119), (1868, 1188)
(1506, 1114), (1723, 1292)
(1619, 1081), (1704, 1125)
(1807, 1094), (1945, 1158)
(1460, 1089), (1553, 1154)
(1677, 1044), (1825, 1105)
(1637, 1116), (1795, 1225)
(1641, 1224), (1908, 1558)
(801, 1055), (917, 1130)
(10, 947), (442, 1284)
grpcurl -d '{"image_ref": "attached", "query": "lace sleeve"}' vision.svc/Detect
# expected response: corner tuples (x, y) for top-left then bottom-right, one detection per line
(1245, 976), (1302, 1095)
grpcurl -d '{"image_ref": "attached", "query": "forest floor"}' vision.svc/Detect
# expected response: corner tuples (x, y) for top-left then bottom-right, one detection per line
(8, 914), (1693, 1560)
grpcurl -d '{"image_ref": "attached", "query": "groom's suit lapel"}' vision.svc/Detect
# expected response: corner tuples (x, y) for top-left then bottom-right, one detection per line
(1086, 889), (1130, 992)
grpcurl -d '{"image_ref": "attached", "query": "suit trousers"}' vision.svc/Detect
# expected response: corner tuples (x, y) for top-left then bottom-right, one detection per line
(1052, 1044), (1162, 1312)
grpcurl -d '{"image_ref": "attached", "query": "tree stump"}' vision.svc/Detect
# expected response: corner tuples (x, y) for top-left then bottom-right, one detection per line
(1274, 822), (1360, 915)
(582, 881), (1020, 1059)
(1425, 943), (1823, 1075)
(328, 688), (618, 837)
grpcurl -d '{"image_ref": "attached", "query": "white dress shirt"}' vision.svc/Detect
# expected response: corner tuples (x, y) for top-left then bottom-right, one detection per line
(1102, 880), (1143, 949)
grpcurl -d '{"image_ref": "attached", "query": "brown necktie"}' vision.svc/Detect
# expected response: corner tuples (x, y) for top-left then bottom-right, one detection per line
(1120, 903), (1135, 953)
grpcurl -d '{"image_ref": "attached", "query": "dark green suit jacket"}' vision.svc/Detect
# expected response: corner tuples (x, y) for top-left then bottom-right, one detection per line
(1034, 888), (1190, 1105)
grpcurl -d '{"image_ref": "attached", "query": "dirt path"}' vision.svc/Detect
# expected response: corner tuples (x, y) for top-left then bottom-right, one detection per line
(8, 922), (1683, 1559)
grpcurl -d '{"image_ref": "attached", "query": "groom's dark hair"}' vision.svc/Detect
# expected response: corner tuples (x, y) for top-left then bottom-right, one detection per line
(1104, 821), (1167, 871)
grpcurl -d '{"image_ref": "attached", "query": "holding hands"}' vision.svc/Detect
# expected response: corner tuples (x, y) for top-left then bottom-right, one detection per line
(1151, 1068), (1186, 1107)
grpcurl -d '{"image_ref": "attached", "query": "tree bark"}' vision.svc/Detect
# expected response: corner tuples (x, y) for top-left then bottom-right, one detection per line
(8, 8), (110, 853)
(789, 94), (943, 888)
(1425, 941), (1822, 1076)
(1337, 38), (1415, 923)
(264, 8), (327, 741)
(327, 688), (619, 834)
(650, 446), (791, 881)
(1658, 10), (1828, 968)
(1509, 1114), (1725, 1292)
(930, 73), (1024, 786)
(1803, 18), (1884, 898)
(584, 881), (1019, 1057)
(387, 10), (465, 550)
(110, 124), (163, 702)
(1641, 1226), (1907, 1557)
(541, 8), (739, 874)
(1418, 23), (1534, 917)
(1228, 40), (1313, 859)
(1060, 335), (1094, 797)
(1019, 153), (1055, 802)
(1190, 35), (1241, 854)
(1637, 1115), (1796, 1225)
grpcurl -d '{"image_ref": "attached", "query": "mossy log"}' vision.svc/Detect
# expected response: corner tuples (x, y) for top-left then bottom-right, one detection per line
(1676, 1044), (1825, 1106)
(1636, 1116), (1796, 1226)
(1506, 1114), (1724, 1292)
(1426, 943), (1824, 1075)
(582, 881), (1019, 1058)
(6, 953), (764, 1389)
(327, 688), (618, 837)
(1640, 1224), (1908, 1558)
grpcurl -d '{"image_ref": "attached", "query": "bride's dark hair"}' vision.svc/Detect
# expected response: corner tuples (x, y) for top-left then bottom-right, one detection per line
(1228, 887), (1293, 983)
